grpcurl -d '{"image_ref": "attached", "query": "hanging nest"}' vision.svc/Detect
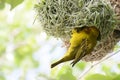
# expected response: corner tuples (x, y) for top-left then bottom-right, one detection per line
(82, 0), (120, 61)
(35, 0), (119, 61)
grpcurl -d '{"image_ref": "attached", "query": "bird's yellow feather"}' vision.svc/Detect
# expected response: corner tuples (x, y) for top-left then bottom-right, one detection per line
(51, 26), (100, 68)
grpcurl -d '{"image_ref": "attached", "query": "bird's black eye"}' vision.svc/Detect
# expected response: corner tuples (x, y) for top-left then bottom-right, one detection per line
(74, 27), (82, 33)
(71, 32), (73, 35)
(76, 29), (80, 32)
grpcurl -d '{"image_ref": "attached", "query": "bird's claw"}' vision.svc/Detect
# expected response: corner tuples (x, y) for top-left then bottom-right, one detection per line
(71, 61), (76, 67)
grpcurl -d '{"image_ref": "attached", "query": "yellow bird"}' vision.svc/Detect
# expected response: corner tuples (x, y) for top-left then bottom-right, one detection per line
(51, 26), (100, 68)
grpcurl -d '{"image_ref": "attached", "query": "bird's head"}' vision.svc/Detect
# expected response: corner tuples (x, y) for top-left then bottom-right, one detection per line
(89, 26), (101, 40)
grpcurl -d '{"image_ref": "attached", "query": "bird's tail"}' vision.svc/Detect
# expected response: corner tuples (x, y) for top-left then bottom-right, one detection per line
(51, 55), (74, 68)
(51, 59), (63, 68)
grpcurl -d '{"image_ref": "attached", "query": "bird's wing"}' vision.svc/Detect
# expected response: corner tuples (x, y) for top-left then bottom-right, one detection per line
(71, 39), (88, 67)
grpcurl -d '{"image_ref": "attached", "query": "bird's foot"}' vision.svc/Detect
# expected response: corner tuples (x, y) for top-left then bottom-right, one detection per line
(71, 60), (76, 67)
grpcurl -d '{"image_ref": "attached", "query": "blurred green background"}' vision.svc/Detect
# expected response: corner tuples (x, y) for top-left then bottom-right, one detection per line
(0, 0), (120, 80)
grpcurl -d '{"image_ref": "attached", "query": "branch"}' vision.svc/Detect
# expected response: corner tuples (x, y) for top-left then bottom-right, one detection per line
(78, 49), (120, 80)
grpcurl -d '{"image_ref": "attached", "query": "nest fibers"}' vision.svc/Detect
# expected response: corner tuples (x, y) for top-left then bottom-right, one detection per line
(35, 0), (118, 61)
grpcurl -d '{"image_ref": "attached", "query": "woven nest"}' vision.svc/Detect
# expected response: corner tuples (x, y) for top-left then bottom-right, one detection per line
(35, 0), (120, 61)
(82, 0), (120, 61)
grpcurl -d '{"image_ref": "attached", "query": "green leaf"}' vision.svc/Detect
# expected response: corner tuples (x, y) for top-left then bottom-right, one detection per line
(112, 75), (120, 80)
(85, 74), (112, 80)
(102, 65), (111, 75)
(6, 0), (24, 10)
(76, 61), (86, 70)
(0, 0), (5, 9)
(0, 44), (5, 56)
(14, 44), (33, 66)
(118, 64), (120, 69)
(57, 66), (77, 80)
(102, 64), (117, 77)
(0, 75), (5, 80)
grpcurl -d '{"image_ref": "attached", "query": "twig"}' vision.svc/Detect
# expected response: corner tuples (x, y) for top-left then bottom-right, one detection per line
(78, 49), (120, 80)
(78, 63), (94, 80)
(33, 14), (38, 25)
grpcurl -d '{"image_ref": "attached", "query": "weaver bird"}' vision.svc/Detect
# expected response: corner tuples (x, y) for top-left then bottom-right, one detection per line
(51, 26), (100, 68)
